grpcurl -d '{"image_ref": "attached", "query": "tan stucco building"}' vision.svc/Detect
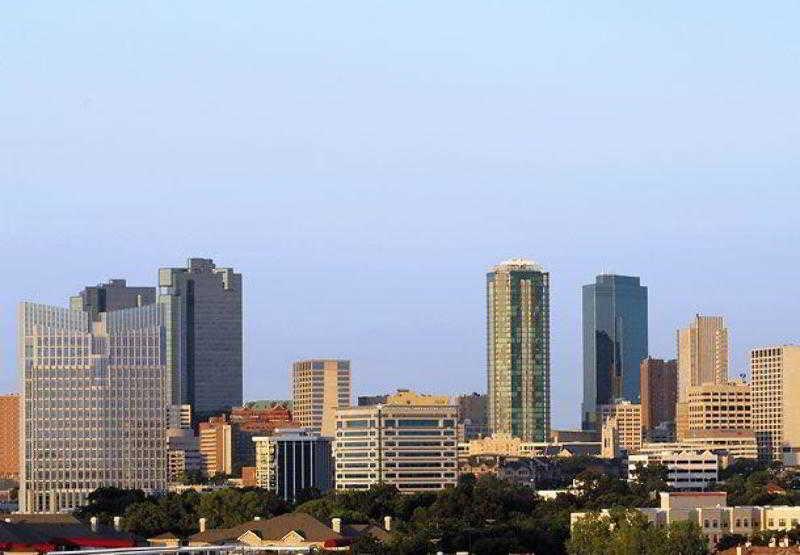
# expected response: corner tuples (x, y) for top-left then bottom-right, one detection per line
(292, 359), (351, 437)
(677, 315), (728, 402)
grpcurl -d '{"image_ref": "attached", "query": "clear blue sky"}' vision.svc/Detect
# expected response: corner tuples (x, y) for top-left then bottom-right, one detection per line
(1, 2), (799, 428)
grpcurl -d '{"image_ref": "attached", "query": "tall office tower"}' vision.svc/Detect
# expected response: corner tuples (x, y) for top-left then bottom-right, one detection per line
(334, 390), (458, 493)
(582, 274), (648, 430)
(252, 429), (333, 502)
(292, 359), (352, 437)
(158, 258), (243, 421)
(676, 315), (729, 402)
(487, 259), (550, 442)
(18, 302), (168, 513)
(751, 346), (800, 462)
(70, 279), (156, 321)
(0, 394), (19, 479)
(640, 358), (677, 432)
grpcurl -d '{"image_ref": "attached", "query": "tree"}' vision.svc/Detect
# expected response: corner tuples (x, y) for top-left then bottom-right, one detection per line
(663, 520), (707, 555)
(75, 487), (147, 524)
(177, 469), (206, 485)
(122, 502), (169, 537)
(715, 533), (747, 551)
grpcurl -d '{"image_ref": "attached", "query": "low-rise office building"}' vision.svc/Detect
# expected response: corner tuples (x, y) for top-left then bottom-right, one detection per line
(252, 429), (332, 502)
(334, 390), (458, 493)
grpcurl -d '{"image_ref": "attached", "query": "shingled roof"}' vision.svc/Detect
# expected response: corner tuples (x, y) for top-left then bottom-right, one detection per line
(189, 513), (345, 545)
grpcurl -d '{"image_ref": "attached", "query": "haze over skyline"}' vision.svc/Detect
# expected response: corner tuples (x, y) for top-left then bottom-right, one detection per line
(2, 2), (799, 428)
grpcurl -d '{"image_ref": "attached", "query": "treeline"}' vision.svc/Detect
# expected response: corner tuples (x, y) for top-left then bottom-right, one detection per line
(75, 464), (674, 555)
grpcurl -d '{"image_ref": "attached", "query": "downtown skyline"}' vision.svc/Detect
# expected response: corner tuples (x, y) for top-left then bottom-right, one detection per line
(2, 252), (796, 431)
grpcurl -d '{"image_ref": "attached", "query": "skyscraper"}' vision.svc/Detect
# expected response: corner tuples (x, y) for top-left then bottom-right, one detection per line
(486, 259), (550, 442)
(70, 279), (156, 321)
(158, 258), (243, 421)
(582, 274), (648, 430)
(18, 302), (168, 513)
(676, 315), (728, 402)
(751, 345), (800, 462)
(292, 359), (351, 437)
(640, 358), (677, 432)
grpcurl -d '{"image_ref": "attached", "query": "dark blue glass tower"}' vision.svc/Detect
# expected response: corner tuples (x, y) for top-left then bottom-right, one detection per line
(581, 274), (648, 430)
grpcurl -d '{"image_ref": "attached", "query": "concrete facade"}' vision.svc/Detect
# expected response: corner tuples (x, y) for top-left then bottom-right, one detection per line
(751, 346), (800, 461)
(677, 315), (729, 402)
(292, 359), (351, 437)
(677, 381), (752, 441)
(598, 401), (642, 454)
(628, 450), (719, 490)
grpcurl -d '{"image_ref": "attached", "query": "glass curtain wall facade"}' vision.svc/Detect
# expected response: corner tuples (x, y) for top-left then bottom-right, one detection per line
(18, 302), (168, 513)
(158, 258), (243, 422)
(486, 259), (550, 442)
(582, 274), (648, 430)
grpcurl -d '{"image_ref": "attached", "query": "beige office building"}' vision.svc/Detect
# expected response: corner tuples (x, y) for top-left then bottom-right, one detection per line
(598, 402), (642, 455)
(751, 346), (800, 462)
(676, 381), (752, 441)
(334, 390), (458, 493)
(292, 359), (351, 437)
(676, 315), (728, 402)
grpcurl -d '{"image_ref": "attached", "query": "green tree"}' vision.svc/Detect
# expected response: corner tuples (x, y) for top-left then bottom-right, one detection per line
(122, 501), (169, 537)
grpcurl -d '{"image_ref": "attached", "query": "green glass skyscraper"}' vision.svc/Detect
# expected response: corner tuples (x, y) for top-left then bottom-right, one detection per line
(486, 259), (550, 442)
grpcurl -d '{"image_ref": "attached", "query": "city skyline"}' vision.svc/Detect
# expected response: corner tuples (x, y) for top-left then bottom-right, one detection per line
(2, 254), (799, 430)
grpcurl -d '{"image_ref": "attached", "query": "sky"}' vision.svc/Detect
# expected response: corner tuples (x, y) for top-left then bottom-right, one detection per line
(1, 2), (799, 429)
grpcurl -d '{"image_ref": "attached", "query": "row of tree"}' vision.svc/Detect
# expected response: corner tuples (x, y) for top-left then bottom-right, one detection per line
(72, 459), (800, 555)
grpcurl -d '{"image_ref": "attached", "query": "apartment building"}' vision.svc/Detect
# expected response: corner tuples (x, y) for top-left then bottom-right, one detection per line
(334, 390), (458, 493)
(292, 359), (351, 437)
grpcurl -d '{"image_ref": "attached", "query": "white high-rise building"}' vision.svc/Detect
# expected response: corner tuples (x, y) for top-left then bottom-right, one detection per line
(334, 390), (458, 493)
(18, 302), (168, 513)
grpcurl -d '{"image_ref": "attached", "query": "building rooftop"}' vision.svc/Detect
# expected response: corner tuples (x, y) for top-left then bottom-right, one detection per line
(491, 258), (545, 272)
